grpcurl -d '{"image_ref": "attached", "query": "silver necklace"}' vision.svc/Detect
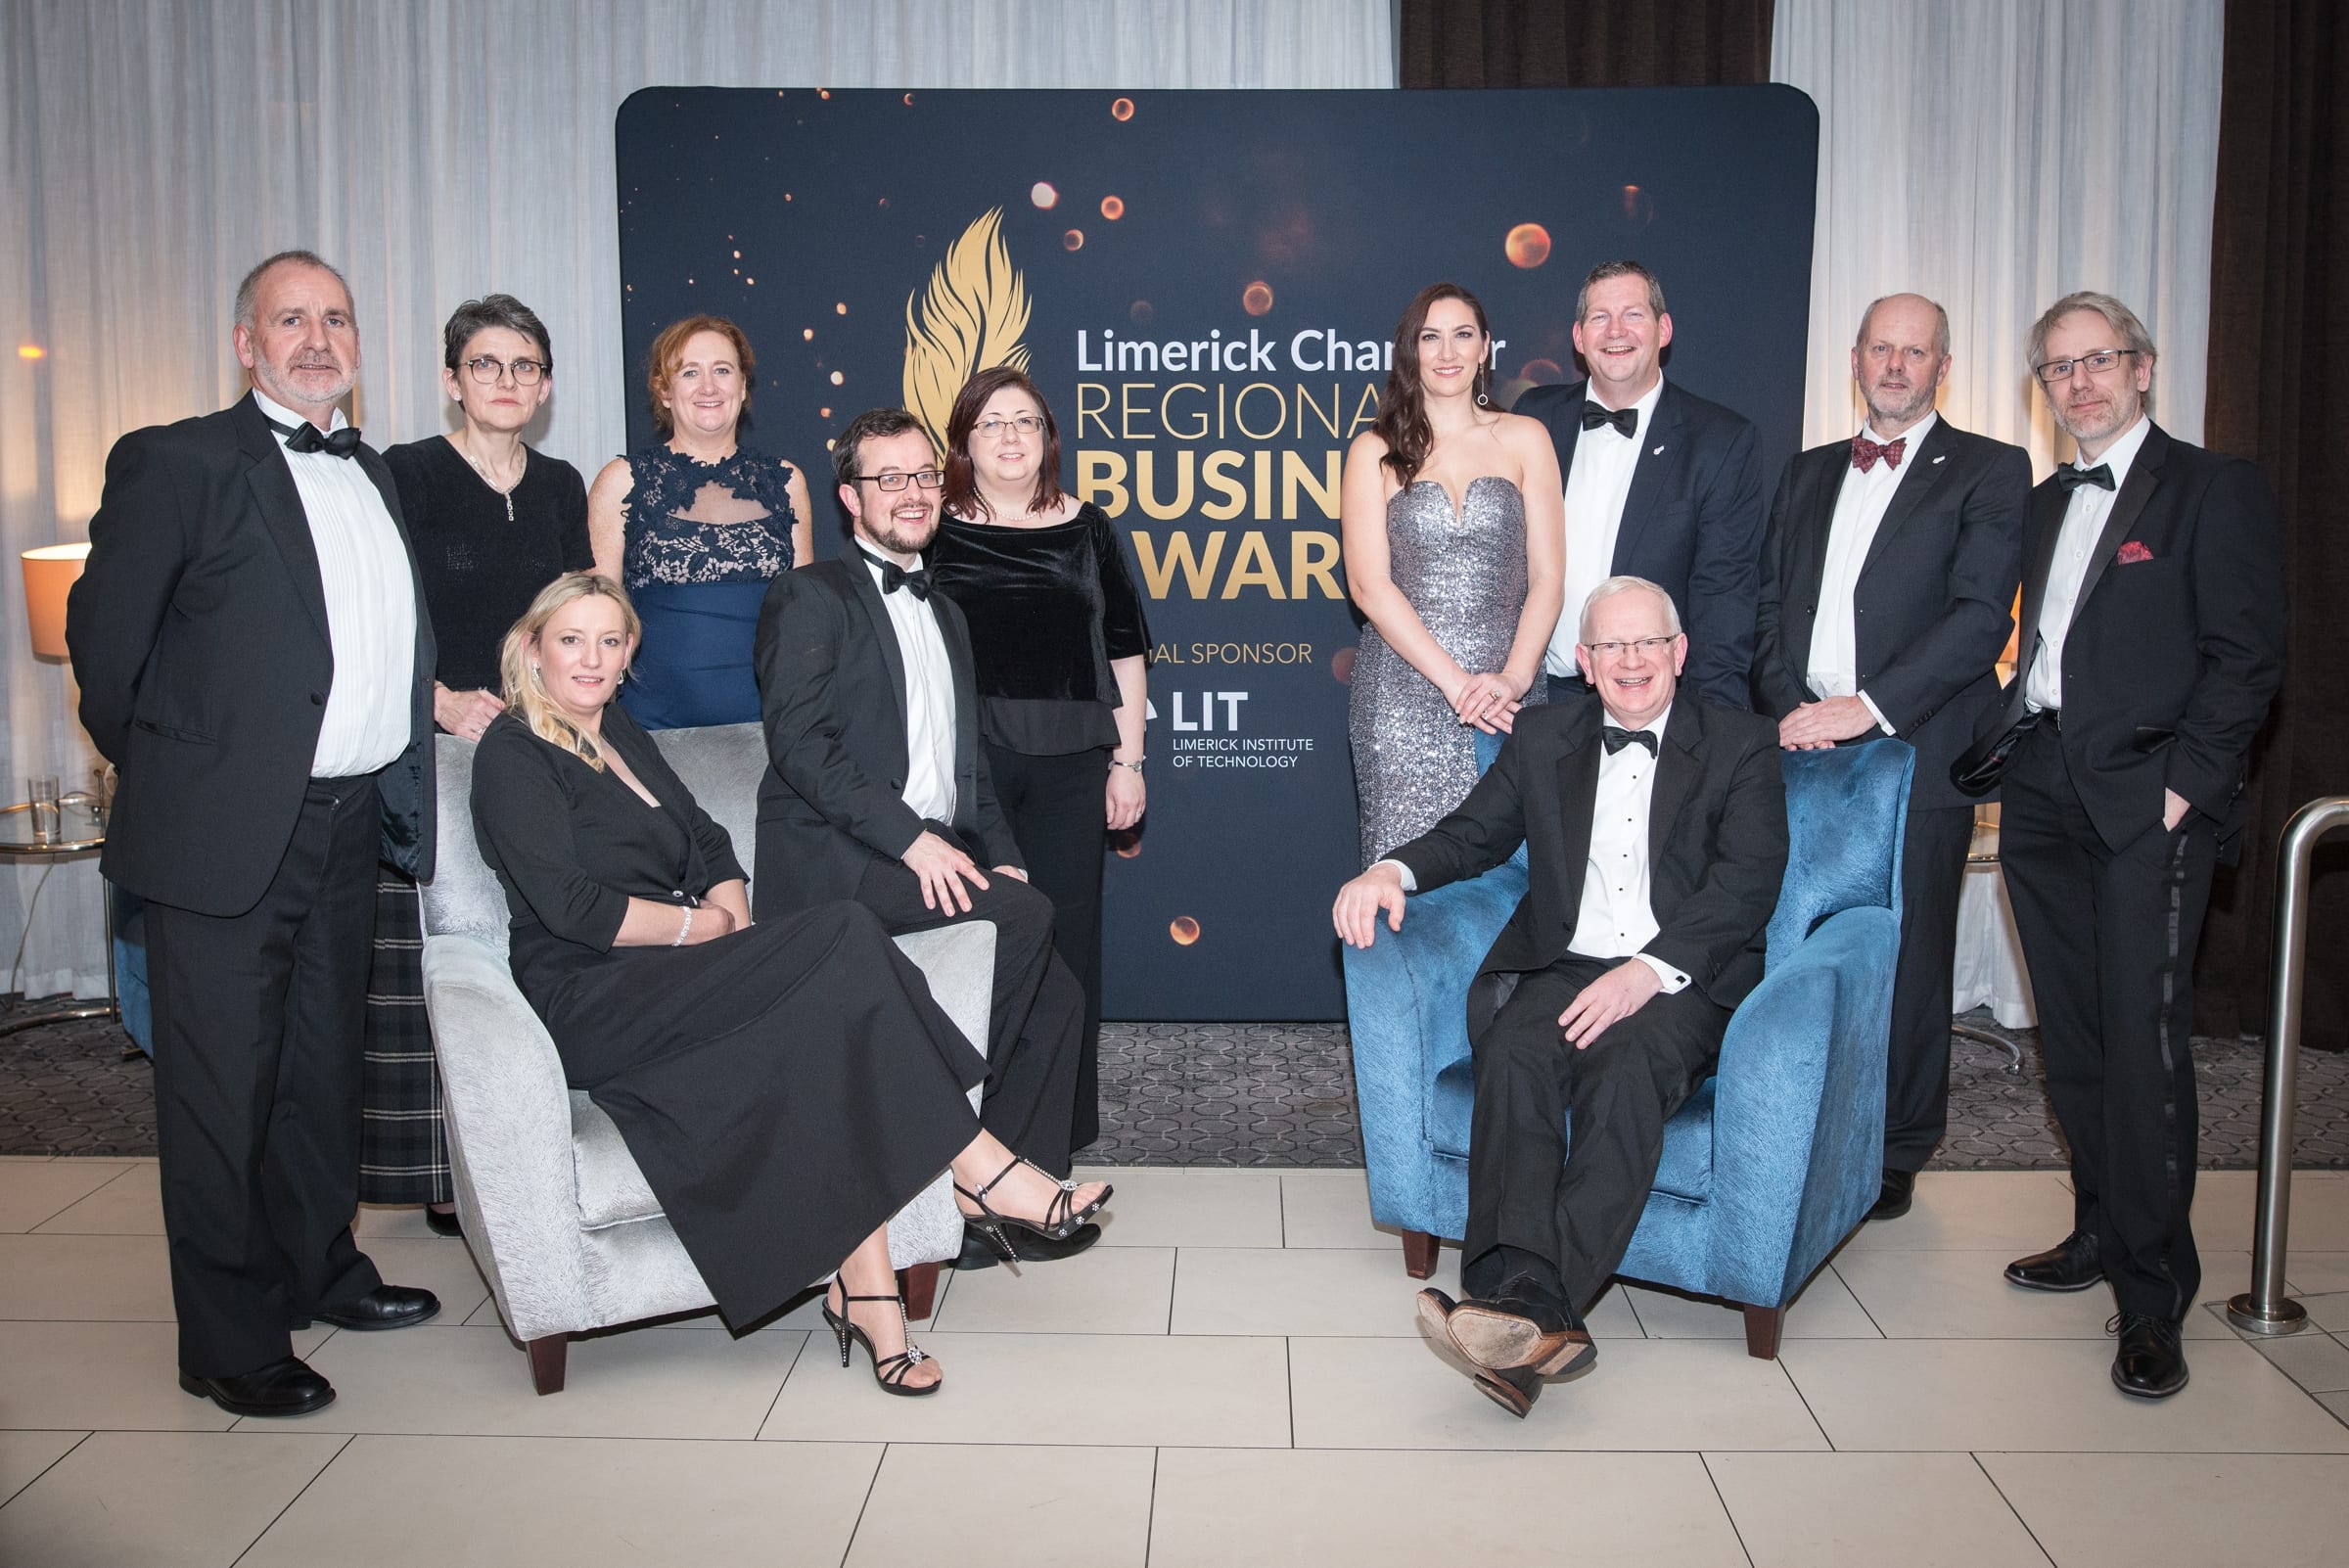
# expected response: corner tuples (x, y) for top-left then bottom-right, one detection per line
(461, 439), (525, 522)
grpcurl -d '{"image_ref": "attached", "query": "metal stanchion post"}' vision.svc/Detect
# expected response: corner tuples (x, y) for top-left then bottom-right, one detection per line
(2227, 796), (2349, 1336)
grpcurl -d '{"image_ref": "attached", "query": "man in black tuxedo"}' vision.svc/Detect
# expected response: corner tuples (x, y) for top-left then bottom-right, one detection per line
(1959, 291), (2284, 1399)
(1335, 576), (1786, 1417)
(1516, 261), (1767, 710)
(65, 252), (441, 1418)
(1753, 294), (2028, 1221)
(753, 407), (1089, 1237)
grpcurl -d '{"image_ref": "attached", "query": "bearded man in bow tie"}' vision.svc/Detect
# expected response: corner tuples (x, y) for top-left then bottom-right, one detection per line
(1335, 576), (1787, 1416)
(67, 252), (442, 1418)
(1956, 293), (2284, 1400)
(751, 408), (1088, 1224)
(1752, 294), (2028, 1223)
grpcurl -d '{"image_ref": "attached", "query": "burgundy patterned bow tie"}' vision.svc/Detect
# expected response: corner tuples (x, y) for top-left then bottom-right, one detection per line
(1850, 434), (1906, 473)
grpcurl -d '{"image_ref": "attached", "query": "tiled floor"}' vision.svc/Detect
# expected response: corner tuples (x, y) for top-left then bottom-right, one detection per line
(4, 1161), (2349, 1565)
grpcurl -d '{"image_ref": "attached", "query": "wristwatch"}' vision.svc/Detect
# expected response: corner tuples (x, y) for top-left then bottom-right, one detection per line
(1110, 758), (1145, 773)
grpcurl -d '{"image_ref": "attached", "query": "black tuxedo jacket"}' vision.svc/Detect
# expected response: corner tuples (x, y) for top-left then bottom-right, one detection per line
(1388, 698), (1787, 1022)
(1516, 378), (1767, 708)
(752, 555), (1021, 915)
(1965, 422), (2285, 853)
(66, 394), (437, 917)
(1752, 418), (2028, 812)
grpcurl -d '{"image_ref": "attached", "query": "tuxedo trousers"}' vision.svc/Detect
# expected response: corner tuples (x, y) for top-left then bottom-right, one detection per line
(144, 777), (387, 1377)
(2001, 722), (2214, 1320)
(1463, 954), (1729, 1311)
(1882, 803), (1977, 1172)
(854, 840), (1085, 1178)
(984, 740), (1109, 1155)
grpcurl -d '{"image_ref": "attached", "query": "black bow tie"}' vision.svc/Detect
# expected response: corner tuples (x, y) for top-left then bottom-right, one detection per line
(264, 416), (362, 458)
(1601, 724), (1658, 756)
(2056, 462), (2116, 492)
(1582, 401), (1637, 438)
(866, 553), (933, 601)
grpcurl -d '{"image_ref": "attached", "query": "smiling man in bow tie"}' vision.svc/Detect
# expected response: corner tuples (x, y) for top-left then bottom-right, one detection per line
(1752, 294), (2028, 1222)
(1335, 576), (1786, 1416)
(1957, 292), (2285, 1399)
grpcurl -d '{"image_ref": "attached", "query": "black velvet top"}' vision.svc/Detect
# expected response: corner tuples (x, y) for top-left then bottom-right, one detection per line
(470, 707), (746, 1000)
(384, 437), (593, 693)
(928, 502), (1151, 756)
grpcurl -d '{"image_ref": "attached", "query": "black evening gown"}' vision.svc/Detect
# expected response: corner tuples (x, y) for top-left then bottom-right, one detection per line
(470, 707), (988, 1325)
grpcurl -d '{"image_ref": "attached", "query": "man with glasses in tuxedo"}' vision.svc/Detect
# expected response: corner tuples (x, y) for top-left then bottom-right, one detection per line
(750, 408), (1092, 1246)
(1958, 292), (2285, 1398)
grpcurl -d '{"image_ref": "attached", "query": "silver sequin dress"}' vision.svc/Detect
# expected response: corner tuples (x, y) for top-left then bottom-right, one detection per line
(1348, 476), (1547, 867)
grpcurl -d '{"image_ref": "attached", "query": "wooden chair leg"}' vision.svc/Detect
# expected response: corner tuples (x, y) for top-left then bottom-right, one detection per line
(1401, 1229), (1440, 1280)
(527, 1333), (569, 1395)
(1740, 1304), (1784, 1360)
(898, 1261), (940, 1321)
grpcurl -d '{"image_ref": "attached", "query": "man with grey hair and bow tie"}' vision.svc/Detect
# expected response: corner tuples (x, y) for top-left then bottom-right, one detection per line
(1336, 576), (1786, 1416)
(68, 251), (443, 1419)
(1957, 290), (2284, 1399)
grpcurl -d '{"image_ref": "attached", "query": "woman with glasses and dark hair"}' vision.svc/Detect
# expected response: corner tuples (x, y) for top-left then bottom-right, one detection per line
(927, 367), (1149, 1154)
(587, 315), (812, 730)
(1344, 282), (1564, 867)
(375, 293), (593, 1232)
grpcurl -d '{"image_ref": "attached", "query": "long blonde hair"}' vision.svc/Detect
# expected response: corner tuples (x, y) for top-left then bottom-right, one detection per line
(499, 573), (641, 771)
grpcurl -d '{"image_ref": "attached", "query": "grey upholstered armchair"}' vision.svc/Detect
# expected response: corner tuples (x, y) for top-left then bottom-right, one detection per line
(418, 722), (992, 1394)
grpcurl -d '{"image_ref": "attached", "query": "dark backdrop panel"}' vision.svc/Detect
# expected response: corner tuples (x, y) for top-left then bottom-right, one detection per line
(616, 86), (1817, 1019)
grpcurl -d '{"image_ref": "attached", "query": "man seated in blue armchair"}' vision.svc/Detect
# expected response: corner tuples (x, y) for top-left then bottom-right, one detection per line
(1333, 576), (1788, 1417)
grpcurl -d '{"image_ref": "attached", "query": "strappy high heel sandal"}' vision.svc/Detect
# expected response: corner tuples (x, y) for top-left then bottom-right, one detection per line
(953, 1156), (1113, 1263)
(821, 1283), (940, 1398)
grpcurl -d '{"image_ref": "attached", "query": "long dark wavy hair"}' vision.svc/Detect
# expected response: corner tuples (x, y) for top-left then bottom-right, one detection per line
(941, 365), (1069, 521)
(1370, 283), (1494, 488)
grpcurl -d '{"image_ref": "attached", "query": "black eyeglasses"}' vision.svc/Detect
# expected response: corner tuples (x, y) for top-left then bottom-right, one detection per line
(2032, 348), (2140, 385)
(853, 470), (944, 491)
(462, 355), (547, 386)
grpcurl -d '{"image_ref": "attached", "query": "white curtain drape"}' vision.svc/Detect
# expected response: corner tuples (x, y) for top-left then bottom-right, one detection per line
(0, 0), (1396, 1000)
(1771, 0), (2221, 463)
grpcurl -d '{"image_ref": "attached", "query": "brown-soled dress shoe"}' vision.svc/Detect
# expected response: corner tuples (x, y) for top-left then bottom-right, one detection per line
(2004, 1231), (2103, 1293)
(1868, 1168), (1915, 1222)
(2110, 1312), (2188, 1399)
(294, 1284), (440, 1332)
(179, 1356), (335, 1418)
(1442, 1280), (1596, 1381)
(1472, 1361), (1544, 1419)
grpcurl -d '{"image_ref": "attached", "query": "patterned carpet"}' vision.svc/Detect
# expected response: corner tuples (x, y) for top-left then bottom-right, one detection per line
(4, 1001), (2346, 1169)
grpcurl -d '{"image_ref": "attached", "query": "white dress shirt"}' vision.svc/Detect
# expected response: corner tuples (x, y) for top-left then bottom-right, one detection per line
(1546, 377), (1668, 676)
(251, 390), (416, 778)
(861, 552), (958, 824)
(2025, 414), (2153, 714)
(1806, 411), (1938, 735)
(1378, 706), (1689, 993)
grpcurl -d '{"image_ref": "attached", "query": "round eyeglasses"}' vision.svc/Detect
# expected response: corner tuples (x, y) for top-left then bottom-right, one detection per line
(463, 355), (547, 386)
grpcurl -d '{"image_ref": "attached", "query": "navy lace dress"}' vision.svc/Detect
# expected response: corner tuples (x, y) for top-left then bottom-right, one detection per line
(615, 444), (798, 729)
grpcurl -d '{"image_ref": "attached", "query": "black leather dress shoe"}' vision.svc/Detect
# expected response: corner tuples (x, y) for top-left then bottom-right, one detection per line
(180, 1356), (335, 1417)
(2004, 1232), (2103, 1292)
(2110, 1312), (2188, 1398)
(296, 1284), (441, 1331)
(423, 1206), (463, 1238)
(1868, 1168), (1915, 1222)
(952, 1221), (1101, 1270)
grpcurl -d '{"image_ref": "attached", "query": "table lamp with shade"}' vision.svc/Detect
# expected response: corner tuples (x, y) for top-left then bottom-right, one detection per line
(22, 541), (89, 660)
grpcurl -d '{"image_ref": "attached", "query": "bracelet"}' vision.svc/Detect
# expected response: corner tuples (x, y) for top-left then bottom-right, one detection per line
(672, 906), (694, 946)
(1110, 758), (1145, 773)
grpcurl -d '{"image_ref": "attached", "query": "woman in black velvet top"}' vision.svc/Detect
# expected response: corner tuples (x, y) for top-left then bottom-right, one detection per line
(371, 295), (591, 1229)
(929, 367), (1150, 1153)
(472, 574), (1110, 1395)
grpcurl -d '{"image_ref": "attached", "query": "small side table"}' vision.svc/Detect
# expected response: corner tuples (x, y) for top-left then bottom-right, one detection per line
(0, 795), (116, 1037)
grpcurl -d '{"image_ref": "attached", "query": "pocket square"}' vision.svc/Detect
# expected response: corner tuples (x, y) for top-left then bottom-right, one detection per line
(2117, 540), (2154, 564)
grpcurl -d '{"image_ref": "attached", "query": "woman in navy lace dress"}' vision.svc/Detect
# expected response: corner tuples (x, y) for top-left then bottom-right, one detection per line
(587, 315), (811, 728)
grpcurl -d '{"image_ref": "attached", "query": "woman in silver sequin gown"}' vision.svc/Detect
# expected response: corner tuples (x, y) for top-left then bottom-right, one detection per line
(1343, 284), (1565, 866)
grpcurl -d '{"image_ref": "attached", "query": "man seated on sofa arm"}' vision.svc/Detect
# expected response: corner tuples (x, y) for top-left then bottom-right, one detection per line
(1333, 576), (1787, 1418)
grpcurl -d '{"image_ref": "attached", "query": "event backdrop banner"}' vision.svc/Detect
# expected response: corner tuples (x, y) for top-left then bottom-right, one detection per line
(615, 87), (1817, 1019)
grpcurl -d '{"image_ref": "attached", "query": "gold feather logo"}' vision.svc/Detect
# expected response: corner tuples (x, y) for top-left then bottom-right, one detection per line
(902, 208), (1032, 446)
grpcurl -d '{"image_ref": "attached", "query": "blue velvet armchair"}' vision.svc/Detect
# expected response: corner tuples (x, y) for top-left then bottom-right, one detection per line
(1344, 734), (1913, 1358)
